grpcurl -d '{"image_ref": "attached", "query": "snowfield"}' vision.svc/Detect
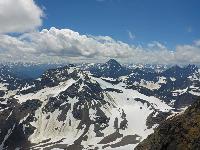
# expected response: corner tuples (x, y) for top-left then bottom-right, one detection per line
(12, 73), (173, 149)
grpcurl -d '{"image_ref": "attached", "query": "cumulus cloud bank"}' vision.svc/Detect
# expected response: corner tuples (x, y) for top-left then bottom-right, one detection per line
(0, 27), (200, 64)
(0, 0), (43, 33)
(0, 0), (199, 64)
(0, 27), (138, 62)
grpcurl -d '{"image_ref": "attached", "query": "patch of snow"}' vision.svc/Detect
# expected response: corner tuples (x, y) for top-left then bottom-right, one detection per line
(0, 83), (7, 91)
(14, 79), (76, 103)
(140, 79), (161, 90)
(189, 91), (200, 96)
(170, 77), (176, 81)
(172, 88), (188, 96)
(0, 124), (15, 150)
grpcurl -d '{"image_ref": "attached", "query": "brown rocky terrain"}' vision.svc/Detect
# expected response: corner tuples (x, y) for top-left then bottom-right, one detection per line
(135, 98), (200, 150)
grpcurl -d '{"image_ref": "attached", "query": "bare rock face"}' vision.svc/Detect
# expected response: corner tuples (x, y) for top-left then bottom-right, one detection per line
(135, 98), (200, 150)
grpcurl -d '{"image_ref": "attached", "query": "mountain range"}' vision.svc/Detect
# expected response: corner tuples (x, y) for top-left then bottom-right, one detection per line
(0, 59), (200, 149)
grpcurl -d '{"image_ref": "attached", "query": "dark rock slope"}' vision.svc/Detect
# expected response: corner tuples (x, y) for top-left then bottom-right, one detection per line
(135, 98), (200, 150)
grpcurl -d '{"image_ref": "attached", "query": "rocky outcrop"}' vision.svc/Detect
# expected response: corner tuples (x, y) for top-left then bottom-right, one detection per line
(135, 98), (200, 150)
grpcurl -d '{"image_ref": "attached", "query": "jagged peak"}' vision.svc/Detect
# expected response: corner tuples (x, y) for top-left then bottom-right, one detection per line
(106, 59), (120, 64)
(103, 59), (122, 68)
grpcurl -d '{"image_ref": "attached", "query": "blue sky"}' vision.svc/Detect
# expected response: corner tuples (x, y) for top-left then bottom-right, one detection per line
(36, 0), (200, 49)
(0, 0), (200, 64)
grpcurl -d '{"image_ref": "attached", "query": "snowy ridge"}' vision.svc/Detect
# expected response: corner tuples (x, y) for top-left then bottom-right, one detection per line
(0, 60), (200, 149)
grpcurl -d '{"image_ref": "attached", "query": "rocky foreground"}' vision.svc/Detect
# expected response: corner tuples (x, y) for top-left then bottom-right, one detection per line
(135, 98), (200, 150)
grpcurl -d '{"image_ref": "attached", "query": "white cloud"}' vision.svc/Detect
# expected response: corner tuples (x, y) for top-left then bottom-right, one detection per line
(0, 27), (200, 64)
(194, 40), (200, 47)
(147, 41), (168, 51)
(0, 1), (198, 64)
(127, 30), (135, 40)
(175, 43), (200, 64)
(19, 27), (137, 58)
(0, 0), (43, 33)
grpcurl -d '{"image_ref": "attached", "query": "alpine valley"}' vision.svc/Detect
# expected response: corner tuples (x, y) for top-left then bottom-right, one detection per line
(0, 59), (200, 150)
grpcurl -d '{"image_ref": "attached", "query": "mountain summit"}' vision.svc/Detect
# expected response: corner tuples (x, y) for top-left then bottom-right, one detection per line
(99, 59), (131, 78)
(104, 59), (122, 69)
